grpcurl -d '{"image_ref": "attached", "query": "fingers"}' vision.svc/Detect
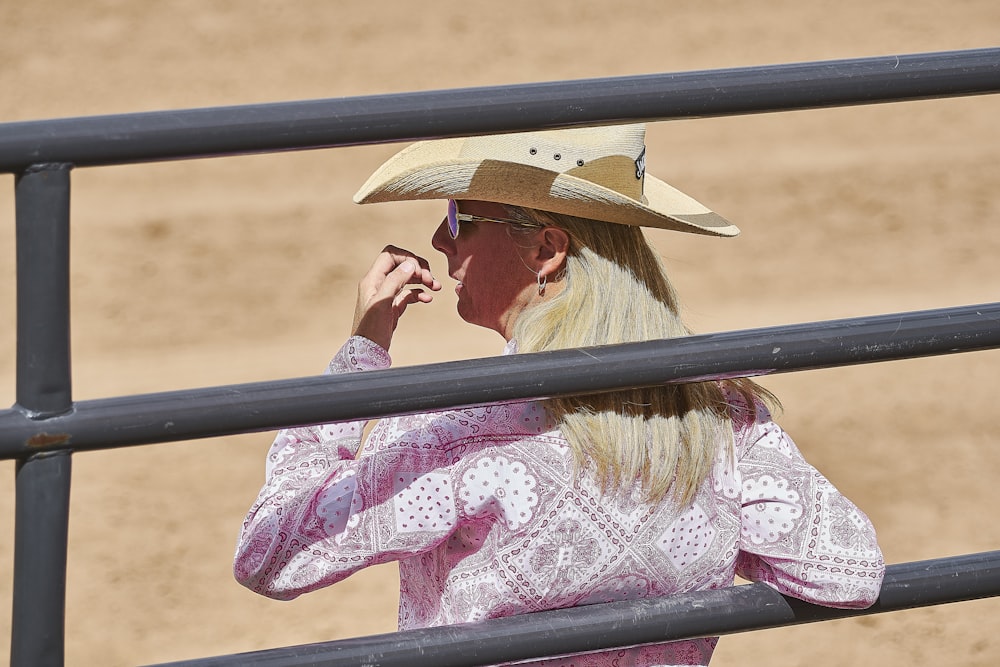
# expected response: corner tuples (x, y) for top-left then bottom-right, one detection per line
(392, 286), (432, 311)
(369, 245), (441, 293)
(351, 246), (441, 351)
(377, 259), (423, 303)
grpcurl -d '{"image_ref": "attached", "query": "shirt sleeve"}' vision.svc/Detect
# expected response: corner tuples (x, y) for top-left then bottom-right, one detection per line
(733, 399), (885, 609)
(233, 336), (459, 600)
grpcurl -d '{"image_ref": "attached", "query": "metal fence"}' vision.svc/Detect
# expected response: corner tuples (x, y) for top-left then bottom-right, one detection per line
(2, 48), (1000, 667)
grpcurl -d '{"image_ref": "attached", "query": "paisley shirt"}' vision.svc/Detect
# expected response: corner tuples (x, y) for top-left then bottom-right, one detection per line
(234, 337), (884, 666)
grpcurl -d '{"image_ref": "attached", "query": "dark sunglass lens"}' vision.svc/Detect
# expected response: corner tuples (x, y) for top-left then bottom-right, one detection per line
(447, 200), (459, 238)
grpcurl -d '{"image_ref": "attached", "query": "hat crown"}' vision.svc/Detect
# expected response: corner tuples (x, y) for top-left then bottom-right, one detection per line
(458, 124), (646, 175)
(458, 125), (647, 200)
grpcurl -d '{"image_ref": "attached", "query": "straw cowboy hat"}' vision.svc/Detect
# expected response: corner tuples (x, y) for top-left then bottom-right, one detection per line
(353, 123), (738, 237)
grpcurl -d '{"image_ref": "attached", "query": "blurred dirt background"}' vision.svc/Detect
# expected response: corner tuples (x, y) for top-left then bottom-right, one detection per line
(1, 1), (998, 665)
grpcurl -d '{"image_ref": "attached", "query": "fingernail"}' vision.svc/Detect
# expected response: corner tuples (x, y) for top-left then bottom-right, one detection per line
(401, 260), (415, 273)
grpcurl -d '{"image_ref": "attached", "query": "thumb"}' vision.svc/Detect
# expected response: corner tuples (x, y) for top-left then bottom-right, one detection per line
(375, 259), (418, 299)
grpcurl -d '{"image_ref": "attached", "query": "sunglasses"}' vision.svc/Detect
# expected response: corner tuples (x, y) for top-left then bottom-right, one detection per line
(446, 199), (524, 239)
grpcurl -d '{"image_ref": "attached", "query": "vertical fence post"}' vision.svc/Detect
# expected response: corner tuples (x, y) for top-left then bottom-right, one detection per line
(10, 163), (74, 667)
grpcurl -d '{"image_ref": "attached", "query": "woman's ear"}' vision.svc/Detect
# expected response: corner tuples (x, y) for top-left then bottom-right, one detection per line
(533, 227), (570, 279)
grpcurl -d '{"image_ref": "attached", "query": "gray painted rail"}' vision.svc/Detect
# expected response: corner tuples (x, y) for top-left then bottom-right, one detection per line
(149, 551), (1000, 667)
(1, 301), (998, 459)
(0, 48), (998, 172)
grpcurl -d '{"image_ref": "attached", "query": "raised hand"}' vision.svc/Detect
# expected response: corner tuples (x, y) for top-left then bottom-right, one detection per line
(351, 245), (441, 351)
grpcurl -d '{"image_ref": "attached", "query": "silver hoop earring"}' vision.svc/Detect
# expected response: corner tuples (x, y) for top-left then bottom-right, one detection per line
(537, 272), (547, 296)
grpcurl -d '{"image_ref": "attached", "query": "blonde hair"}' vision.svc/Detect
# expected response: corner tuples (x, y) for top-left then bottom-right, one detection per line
(504, 205), (776, 507)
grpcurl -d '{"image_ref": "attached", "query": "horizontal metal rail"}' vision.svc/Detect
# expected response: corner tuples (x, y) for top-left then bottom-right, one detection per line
(2, 301), (998, 459)
(148, 550), (1000, 667)
(0, 48), (997, 172)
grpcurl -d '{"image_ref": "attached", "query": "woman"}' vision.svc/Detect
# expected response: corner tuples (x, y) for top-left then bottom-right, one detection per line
(235, 124), (884, 666)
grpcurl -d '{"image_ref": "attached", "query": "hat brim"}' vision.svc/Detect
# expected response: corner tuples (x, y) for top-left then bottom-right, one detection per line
(354, 138), (739, 237)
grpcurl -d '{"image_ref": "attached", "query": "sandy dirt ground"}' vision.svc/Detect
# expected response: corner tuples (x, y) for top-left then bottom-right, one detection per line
(1, 1), (999, 665)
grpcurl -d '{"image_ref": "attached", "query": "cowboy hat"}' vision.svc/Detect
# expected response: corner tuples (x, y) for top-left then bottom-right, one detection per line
(353, 124), (738, 237)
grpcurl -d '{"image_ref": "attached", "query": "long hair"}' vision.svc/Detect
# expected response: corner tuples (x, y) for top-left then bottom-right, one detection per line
(503, 205), (777, 507)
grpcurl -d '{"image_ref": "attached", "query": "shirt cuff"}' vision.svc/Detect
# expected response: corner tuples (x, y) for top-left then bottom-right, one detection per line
(326, 336), (392, 375)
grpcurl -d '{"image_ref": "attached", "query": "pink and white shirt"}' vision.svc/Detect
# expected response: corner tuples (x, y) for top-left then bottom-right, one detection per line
(235, 336), (884, 666)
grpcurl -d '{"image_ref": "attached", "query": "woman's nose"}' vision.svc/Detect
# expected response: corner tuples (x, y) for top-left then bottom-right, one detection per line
(431, 218), (454, 255)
